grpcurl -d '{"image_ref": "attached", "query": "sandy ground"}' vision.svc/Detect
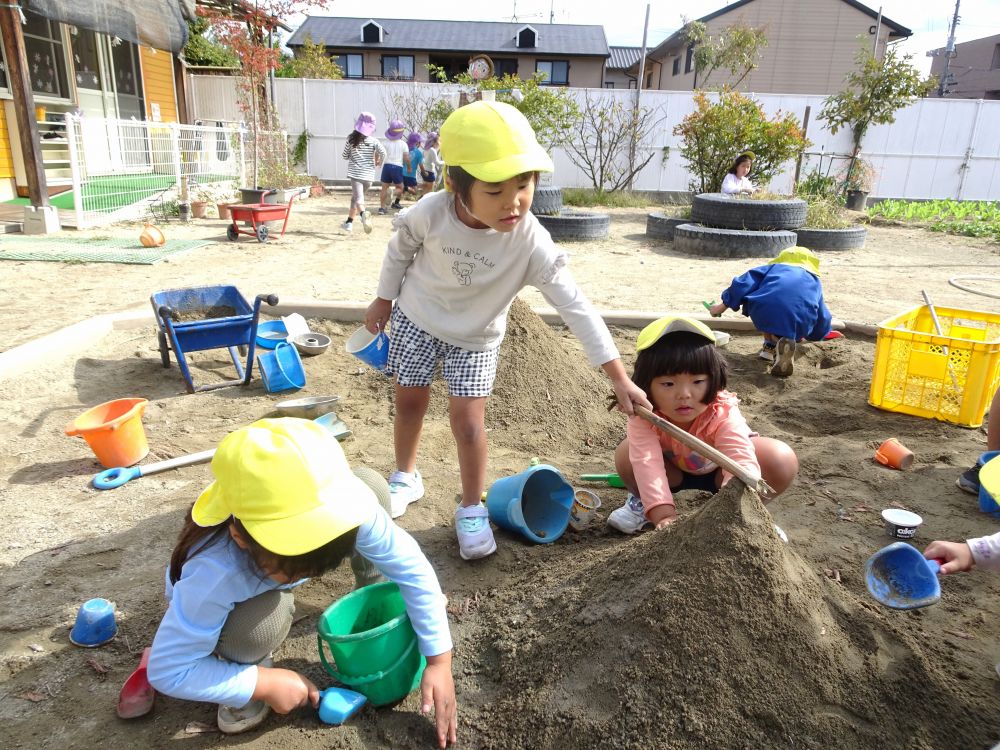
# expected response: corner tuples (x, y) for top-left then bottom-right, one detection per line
(1, 190), (999, 748)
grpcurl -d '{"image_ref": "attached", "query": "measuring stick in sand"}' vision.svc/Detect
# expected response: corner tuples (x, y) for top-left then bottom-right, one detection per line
(634, 405), (775, 497)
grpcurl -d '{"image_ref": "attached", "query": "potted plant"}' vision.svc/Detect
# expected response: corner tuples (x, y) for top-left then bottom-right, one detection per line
(191, 185), (213, 219)
(839, 157), (875, 211)
(309, 175), (325, 198)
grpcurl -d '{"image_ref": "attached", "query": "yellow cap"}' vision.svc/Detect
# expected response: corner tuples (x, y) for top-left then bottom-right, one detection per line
(439, 101), (553, 183)
(636, 316), (716, 351)
(192, 418), (375, 556)
(767, 247), (821, 276)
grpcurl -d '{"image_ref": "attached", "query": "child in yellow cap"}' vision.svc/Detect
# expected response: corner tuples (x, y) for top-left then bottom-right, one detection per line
(146, 418), (457, 746)
(363, 100), (649, 560)
(707, 247), (833, 377)
(607, 317), (798, 534)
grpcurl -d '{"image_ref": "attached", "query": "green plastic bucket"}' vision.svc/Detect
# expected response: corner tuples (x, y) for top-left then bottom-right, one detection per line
(316, 582), (425, 706)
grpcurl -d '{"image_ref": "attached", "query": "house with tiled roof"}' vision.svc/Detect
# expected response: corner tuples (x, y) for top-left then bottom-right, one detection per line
(287, 17), (611, 87)
(630, 0), (912, 95)
(605, 46), (642, 88)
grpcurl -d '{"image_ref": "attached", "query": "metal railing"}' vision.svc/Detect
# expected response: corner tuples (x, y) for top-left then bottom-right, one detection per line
(63, 116), (287, 229)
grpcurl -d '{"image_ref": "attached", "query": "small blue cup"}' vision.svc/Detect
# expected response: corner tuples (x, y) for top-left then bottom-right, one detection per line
(345, 326), (390, 371)
(69, 598), (117, 647)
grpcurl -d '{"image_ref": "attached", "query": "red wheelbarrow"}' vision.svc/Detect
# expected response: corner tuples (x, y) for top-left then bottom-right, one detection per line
(226, 189), (304, 243)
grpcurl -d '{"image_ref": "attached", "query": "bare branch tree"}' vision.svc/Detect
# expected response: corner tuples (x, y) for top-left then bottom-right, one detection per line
(563, 92), (667, 192)
(379, 84), (455, 134)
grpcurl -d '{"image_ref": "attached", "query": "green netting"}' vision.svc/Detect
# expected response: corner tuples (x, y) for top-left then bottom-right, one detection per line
(0, 236), (211, 265)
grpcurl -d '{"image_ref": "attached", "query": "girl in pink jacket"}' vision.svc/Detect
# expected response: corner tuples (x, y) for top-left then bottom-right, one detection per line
(607, 316), (799, 534)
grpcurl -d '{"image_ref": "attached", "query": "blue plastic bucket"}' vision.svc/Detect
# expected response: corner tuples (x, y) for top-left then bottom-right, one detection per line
(977, 451), (1000, 518)
(256, 319), (288, 349)
(345, 326), (389, 371)
(257, 341), (306, 393)
(486, 464), (574, 544)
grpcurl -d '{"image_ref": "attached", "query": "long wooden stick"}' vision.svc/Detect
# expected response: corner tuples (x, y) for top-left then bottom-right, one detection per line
(921, 290), (961, 392)
(635, 405), (774, 496)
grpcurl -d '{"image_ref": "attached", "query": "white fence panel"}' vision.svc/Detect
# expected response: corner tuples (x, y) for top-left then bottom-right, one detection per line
(189, 75), (1000, 201)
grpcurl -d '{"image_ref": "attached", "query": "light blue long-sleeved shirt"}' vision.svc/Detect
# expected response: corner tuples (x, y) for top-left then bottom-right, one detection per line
(147, 505), (452, 708)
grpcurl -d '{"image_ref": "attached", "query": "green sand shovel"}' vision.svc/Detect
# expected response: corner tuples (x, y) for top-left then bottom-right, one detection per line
(579, 473), (626, 488)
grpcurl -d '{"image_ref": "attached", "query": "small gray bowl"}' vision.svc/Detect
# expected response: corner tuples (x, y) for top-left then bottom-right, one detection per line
(275, 395), (340, 419)
(290, 332), (332, 357)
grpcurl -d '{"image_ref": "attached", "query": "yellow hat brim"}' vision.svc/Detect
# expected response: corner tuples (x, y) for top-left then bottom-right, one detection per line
(193, 472), (376, 556)
(768, 247), (821, 275)
(636, 316), (716, 351)
(459, 147), (554, 183)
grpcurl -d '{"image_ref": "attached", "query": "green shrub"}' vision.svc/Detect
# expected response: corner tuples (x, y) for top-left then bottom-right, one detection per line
(796, 169), (840, 200)
(560, 189), (651, 208)
(673, 88), (809, 193)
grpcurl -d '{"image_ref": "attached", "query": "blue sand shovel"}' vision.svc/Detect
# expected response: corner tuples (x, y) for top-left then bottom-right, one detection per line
(865, 542), (944, 610)
(318, 686), (367, 725)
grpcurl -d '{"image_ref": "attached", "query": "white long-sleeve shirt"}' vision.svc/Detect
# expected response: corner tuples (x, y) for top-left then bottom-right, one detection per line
(375, 190), (618, 366)
(721, 173), (755, 194)
(969, 531), (1000, 571)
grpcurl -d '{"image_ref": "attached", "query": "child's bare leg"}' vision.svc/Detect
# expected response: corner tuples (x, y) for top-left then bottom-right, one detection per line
(613, 438), (638, 493)
(379, 183), (389, 209)
(449, 396), (488, 507)
(394, 384), (431, 472)
(750, 436), (798, 499)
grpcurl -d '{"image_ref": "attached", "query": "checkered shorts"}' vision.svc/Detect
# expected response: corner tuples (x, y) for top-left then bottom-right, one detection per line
(387, 306), (499, 397)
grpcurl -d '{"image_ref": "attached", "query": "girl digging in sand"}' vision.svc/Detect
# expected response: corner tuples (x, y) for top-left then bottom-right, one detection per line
(147, 419), (457, 746)
(364, 101), (649, 560)
(607, 316), (798, 534)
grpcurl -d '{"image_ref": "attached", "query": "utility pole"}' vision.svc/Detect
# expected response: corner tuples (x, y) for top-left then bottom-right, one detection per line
(550, 0), (555, 24)
(871, 6), (882, 56)
(628, 4), (650, 190)
(938, 0), (961, 97)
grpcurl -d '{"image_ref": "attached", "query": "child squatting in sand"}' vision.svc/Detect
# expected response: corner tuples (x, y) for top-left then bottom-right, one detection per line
(364, 100), (649, 561)
(607, 316), (799, 534)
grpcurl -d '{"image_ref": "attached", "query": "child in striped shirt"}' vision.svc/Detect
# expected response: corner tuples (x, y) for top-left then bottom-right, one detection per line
(341, 112), (386, 234)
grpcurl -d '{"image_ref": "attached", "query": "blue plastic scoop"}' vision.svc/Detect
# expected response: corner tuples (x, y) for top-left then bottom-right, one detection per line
(318, 686), (367, 725)
(864, 542), (943, 610)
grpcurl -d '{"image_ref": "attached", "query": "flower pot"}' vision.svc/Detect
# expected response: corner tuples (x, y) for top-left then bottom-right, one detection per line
(310, 183), (325, 198)
(217, 203), (232, 220)
(845, 190), (869, 211)
(191, 200), (209, 219)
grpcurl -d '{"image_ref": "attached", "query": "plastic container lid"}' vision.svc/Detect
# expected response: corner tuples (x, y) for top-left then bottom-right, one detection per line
(881, 508), (922, 527)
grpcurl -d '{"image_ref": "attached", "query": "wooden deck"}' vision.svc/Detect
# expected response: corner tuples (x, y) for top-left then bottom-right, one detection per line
(0, 203), (78, 232)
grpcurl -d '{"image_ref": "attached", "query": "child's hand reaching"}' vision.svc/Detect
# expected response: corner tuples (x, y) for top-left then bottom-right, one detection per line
(708, 301), (727, 318)
(648, 503), (678, 530)
(923, 540), (975, 574)
(365, 297), (393, 334)
(420, 652), (458, 748)
(252, 666), (320, 713)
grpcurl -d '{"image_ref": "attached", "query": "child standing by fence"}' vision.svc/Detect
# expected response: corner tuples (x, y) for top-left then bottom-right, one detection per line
(364, 101), (649, 560)
(379, 119), (407, 214)
(341, 112), (386, 234)
(146, 419), (457, 746)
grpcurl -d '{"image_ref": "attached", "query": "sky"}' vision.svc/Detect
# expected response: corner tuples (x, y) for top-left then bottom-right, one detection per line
(293, 0), (1000, 74)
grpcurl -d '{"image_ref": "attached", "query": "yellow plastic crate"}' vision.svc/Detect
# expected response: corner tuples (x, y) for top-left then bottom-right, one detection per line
(868, 305), (1000, 427)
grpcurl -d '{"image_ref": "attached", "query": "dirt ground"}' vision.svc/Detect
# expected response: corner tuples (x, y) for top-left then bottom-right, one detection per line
(2, 190), (1000, 749)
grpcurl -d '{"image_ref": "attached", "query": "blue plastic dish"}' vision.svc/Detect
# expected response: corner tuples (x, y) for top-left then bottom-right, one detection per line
(256, 319), (288, 349)
(69, 598), (118, 647)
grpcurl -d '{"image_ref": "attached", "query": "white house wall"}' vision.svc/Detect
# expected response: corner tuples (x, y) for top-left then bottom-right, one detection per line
(189, 75), (1000, 200)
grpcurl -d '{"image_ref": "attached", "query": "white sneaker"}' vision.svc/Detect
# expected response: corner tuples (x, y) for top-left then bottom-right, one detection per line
(388, 470), (424, 518)
(455, 503), (497, 560)
(607, 493), (650, 534)
(341, 220), (353, 232)
(360, 211), (373, 234)
(758, 346), (775, 362)
(218, 699), (271, 734)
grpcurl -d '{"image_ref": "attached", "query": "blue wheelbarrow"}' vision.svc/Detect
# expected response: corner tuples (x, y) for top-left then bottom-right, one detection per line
(151, 285), (278, 394)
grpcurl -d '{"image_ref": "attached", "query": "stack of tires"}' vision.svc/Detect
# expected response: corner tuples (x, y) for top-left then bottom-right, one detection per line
(673, 193), (805, 258)
(530, 187), (610, 242)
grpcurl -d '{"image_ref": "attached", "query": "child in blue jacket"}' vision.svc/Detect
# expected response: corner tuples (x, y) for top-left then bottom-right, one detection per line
(708, 247), (832, 378)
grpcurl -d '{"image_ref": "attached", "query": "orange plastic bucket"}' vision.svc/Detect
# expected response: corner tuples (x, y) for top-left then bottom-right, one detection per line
(65, 398), (150, 468)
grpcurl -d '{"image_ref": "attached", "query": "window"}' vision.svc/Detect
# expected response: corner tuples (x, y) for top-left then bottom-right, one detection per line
(605, 81), (615, 88)
(23, 11), (70, 98)
(684, 44), (694, 74)
(536, 60), (569, 85)
(71, 28), (103, 91)
(362, 22), (381, 43)
(518, 27), (536, 48)
(494, 57), (518, 77)
(672, 56), (681, 76)
(628, 78), (636, 89)
(336, 54), (363, 78)
(992, 44), (1000, 70)
(381, 55), (414, 80)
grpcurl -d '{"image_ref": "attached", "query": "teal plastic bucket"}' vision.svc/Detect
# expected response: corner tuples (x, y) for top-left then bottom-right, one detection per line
(257, 341), (305, 393)
(486, 463), (574, 544)
(316, 582), (425, 706)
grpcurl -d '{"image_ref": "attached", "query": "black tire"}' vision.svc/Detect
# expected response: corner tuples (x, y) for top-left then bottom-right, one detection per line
(535, 210), (610, 241)
(794, 226), (867, 251)
(256, 224), (269, 243)
(673, 223), (797, 258)
(646, 212), (690, 241)
(691, 192), (807, 230)
(157, 330), (170, 368)
(531, 186), (563, 216)
(226, 224), (239, 241)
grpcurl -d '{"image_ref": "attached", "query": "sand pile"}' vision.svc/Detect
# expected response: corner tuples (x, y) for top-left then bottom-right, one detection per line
(460, 480), (991, 749)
